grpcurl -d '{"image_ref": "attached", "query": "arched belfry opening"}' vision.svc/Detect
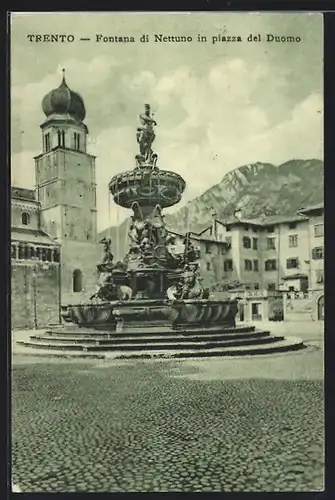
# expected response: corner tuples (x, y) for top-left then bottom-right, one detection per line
(73, 269), (83, 293)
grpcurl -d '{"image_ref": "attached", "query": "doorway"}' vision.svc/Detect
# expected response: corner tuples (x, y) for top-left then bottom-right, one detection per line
(251, 302), (262, 321)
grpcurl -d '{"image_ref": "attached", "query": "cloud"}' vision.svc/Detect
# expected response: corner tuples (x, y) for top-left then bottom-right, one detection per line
(11, 51), (323, 231)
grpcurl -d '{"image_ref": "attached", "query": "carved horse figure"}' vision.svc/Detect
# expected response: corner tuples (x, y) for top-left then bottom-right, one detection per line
(90, 273), (133, 302)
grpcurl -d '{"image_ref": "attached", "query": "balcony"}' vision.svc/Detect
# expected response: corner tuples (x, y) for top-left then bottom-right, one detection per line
(229, 289), (281, 300)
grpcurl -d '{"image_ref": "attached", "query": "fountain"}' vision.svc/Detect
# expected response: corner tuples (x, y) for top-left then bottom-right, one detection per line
(18, 105), (305, 358)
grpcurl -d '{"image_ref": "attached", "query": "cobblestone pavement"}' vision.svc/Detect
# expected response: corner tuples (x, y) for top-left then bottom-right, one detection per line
(12, 350), (324, 492)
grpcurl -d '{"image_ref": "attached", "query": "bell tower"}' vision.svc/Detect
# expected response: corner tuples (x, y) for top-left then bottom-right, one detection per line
(35, 70), (100, 303)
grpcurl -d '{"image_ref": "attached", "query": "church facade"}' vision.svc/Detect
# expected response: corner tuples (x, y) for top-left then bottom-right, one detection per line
(11, 187), (61, 329)
(12, 73), (102, 328)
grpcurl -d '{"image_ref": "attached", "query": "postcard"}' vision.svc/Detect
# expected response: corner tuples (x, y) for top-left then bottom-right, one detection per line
(10, 11), (324, 493)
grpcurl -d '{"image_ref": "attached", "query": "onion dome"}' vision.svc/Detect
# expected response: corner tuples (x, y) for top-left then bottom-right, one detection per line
(42, 69), (86, 122)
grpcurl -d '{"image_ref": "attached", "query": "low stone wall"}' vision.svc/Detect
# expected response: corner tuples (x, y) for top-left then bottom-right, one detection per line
(11, 263), (61, 329)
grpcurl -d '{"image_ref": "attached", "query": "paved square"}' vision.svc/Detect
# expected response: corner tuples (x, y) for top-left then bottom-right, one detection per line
(12, 340), (324, 492)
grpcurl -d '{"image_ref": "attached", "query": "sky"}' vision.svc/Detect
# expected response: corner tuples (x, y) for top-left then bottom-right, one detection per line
(11, 12), (323, 230)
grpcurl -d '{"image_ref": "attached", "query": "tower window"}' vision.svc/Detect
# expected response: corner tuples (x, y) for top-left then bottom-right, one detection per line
(45, 133), (51, 152)
(73, 132), (81, 151)
(21, 212), (30, 225)
(73, 269), (83, 293)
(58, 130), (66, 147)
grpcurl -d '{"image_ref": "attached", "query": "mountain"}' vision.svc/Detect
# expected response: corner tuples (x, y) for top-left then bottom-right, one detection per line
(99, 159), (324, 259)
(164, 159), (323, 233)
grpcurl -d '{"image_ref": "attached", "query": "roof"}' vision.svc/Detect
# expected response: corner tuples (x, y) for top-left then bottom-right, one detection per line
(167, 228), (228, 245)
(298, 202), (324, 215)
(11, 228), (59, 246)
(216, 213), (308, 228)
(282, 273), (308, 280)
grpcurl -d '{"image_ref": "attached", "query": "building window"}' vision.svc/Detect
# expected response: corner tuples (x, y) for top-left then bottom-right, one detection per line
(265, 259), (277, 271)
(73, 269), (83, 293)
(267, 237), (276, 250)
(243, 224), (249, 231)
(253, 259), (259, 272)
(288, 222), (297, 230)
(315, 270), (324, 284)
(286, 258), (299, 269)
(252, 238), (258, 250)
(267, 225), (275, 233)
(267, 283), (276, 291)
(225, 236), (232, 246)
(205, 243), (212, 254)
(206, 262), (211, 271)
(312, 247), (324, 260)
(289, 235), (298, 248)
(314, 224), (324, 238)
(254, 283), (260, 290)
(245, 259), (252, 271)
(226, 226), (231, 232)
(224, 259), (233, 272)
(252, 227), (258, 233)
(243, 236), (251, 249)
(21, 212), (30, 225)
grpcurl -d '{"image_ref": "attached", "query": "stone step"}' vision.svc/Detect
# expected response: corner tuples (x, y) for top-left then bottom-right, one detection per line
(30, 330), (271, 345)
(12, 346), (106, 359)
(45, 324), (256, 339)
(17, 334), (284, 352)
(15, 337), (305, 359)
(113, 337), (305, 359)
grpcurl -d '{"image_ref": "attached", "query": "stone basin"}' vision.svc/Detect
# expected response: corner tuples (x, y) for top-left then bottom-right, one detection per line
(60, 303), (117, 328)
(60, 298), (238, 331)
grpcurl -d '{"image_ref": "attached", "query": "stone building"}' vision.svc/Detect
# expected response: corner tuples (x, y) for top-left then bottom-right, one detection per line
(298, 203), (324, 321)
(34, 72), (101, 304)
(11, 187), (61, 329)
(199, 206), (324, 321)
(168, 230), (230, 289)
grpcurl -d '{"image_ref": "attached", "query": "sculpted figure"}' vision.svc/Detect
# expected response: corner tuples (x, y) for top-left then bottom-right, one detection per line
(136, 104), (157, 162)
(97, 237), (114, 272)
(167, 282), (183, 301)
(90, 273), (133, 302)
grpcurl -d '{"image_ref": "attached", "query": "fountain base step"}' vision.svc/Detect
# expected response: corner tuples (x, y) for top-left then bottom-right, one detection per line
(16, 324), (305, 358)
